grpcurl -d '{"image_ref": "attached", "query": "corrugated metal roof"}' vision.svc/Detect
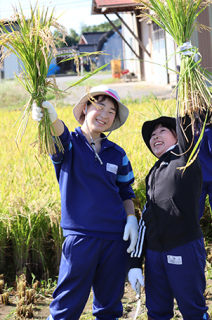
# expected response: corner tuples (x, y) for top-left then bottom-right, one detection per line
(82, 32), (106, 44)
(92, 0), (137, 14)
(95, 0), (135, 6)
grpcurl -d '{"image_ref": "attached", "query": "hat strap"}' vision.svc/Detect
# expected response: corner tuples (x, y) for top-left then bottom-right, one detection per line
(84, 105), (103, 164)
(84, 104), (114, 165)
(87, 125), (103, 164)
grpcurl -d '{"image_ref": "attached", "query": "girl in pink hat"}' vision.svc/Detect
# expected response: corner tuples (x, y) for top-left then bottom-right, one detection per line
(32, 85), (138, 320)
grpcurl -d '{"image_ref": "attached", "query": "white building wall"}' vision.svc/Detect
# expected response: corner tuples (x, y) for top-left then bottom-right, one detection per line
(142, 24), (176, 85)
(166, 33), (177, 86)
(122, 14), (177, 85)
(122, 12), (141, 80)
(3, 49), (20, 79)
(141, 22), (153, 82)
(3, 50), (56, 79)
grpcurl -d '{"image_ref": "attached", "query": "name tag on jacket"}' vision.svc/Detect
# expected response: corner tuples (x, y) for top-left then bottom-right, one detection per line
(106, 163), (118, 174)
(167, 255), (182, 265)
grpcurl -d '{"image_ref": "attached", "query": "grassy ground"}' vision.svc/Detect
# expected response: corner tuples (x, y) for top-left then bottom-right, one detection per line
(65, 76), (121, 88)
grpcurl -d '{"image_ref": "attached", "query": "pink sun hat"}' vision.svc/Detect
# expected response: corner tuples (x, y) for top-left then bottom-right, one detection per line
(73, 85), (129, 131)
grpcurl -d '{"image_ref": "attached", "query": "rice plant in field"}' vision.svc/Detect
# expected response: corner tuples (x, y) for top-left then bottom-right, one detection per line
(7, 209), (49, 274)
(0, 108), (61, 277)
(0, 220), (8, 273)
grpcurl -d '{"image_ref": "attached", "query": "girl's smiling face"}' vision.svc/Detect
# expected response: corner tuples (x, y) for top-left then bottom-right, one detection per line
(83, 96), (116, 135)
(149, 124), (177, 158)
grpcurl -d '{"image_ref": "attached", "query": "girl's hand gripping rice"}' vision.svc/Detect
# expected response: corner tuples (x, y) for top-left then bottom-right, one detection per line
(32, 101), (58, 124)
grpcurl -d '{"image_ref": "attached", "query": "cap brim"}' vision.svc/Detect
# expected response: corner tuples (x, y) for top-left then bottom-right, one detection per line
(142, 116), (176, 153)
(73, 91), (129, 131)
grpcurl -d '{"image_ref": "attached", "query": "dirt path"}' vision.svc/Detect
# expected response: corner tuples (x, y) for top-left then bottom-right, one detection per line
(55, 75), (175, 105)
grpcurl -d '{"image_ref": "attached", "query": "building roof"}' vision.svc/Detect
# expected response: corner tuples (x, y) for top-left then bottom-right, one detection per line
(78, 43), (98, 53)
(96, 0), (136, 5)
(97, 26), (121, 51)
(79, 32), (106, 45)
(92, 0), (137, 14)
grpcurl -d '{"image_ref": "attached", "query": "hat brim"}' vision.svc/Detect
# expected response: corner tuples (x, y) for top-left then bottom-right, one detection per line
(142, 116), (176, 153)
(73, 91), (129, 131)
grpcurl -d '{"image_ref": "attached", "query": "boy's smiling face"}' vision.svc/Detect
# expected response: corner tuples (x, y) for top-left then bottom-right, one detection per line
(149, 124), (177, 158)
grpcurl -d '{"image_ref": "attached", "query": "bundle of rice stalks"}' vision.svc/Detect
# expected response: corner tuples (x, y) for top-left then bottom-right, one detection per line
(135, 0), (212, 166)
(0, 3), (68, 155)
(0, 3), (108, 155)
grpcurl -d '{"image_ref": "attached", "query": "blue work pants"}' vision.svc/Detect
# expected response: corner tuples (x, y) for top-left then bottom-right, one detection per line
(47, 235), (129, 320)
(145, 238), (208, 320)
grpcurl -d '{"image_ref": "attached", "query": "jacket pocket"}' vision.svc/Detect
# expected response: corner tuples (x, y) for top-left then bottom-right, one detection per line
(154, 198), (186, 239)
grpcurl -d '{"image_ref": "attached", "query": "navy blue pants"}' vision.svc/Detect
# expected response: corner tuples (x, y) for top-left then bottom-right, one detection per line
(199, 181), (212, 219)
(145, 238), (208, 320)
(47, 235), (129, 320)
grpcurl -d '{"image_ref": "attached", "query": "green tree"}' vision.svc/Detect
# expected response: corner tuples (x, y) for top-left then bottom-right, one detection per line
(53, 28), (80, 48)
(80, 19), (121, 33)
(69, 28), (80, 44)
(53, 19), (121, 48)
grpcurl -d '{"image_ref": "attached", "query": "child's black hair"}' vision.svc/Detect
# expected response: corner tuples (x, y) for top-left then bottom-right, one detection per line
(152, 122), (177, 138)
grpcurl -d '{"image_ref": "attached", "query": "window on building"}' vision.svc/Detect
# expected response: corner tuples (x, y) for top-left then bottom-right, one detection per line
(152, 22), (165, 49)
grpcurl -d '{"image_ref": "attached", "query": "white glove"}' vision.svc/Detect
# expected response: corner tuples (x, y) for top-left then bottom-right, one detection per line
(128, 268), (144, 291)
(176, 41), (199, 65)
(32, 101), (57, 123)
(123, 215), (138, 253)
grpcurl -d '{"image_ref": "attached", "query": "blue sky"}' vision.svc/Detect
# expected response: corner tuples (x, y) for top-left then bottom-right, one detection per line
(0, 0), (117, 34)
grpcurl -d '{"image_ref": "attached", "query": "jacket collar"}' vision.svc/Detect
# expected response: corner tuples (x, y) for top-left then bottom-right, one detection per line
(156, 144), (178, 164)
(75, 126), (114, 149)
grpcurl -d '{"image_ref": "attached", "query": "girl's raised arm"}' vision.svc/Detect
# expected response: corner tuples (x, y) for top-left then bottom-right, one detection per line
(32, 101), (64, 136)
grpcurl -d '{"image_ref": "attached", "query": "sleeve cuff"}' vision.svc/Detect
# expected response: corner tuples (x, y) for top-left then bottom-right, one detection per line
(130, 257), (143, 269)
